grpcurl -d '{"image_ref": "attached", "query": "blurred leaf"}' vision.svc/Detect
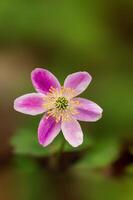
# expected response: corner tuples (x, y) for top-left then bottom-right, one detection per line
(11, 128), (50, 156)
(11, 127), (93, 157)
(76, 137), (120, 168)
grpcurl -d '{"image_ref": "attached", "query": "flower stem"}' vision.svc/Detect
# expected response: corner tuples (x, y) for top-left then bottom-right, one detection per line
(48, 138), (65, 171)
(56, 138), (66, 169)
(58, 138), (66, 160)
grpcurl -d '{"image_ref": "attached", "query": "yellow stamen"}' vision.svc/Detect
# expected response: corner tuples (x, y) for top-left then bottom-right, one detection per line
(43, 86), (79, 122)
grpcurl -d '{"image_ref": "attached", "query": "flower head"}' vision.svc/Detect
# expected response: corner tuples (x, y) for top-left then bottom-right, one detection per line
(14, 68), (103, 147)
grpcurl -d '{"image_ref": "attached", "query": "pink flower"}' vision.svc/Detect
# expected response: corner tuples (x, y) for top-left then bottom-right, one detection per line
(14, 68), (103, 147)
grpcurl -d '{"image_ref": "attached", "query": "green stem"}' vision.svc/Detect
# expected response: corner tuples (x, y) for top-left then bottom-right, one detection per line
(58, 138), (66, 160)
(49, 138), (66, 171)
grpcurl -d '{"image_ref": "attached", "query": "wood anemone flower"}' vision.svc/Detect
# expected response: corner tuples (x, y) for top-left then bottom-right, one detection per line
(14, 68), (103, 147)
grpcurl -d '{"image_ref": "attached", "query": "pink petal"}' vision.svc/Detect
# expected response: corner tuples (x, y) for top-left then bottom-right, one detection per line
(38, 116), (61, 146)
(31, 68), (61, 94)
(64, 71), (92, 96)
(14, 93), (46, 115)
(61, 118), (83, 147)
(73, 97), (103, 122)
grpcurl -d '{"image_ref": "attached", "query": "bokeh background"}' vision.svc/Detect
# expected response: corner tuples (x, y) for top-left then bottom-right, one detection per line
(0, 0), (133, 200)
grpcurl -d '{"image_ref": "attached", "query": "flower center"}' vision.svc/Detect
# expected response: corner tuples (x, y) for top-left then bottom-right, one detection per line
(55, 97), (68, 110)
(43, 86), (79, 122)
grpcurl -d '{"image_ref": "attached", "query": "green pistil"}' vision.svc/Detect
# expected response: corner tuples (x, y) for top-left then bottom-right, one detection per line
(55, 97), (68, 110)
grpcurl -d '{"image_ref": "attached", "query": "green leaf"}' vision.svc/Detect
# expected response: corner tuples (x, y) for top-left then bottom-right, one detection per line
(76, 137), (120, 168)
(11, 127), (93, 157)
(11, 128), (50, 157)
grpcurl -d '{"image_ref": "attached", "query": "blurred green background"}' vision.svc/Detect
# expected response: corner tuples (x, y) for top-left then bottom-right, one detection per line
(0, 0), (133, 200)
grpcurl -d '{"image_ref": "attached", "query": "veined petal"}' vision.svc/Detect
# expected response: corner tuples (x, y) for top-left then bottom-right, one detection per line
(14, 93), (46, 115)
(38, 116), (61, 146)
(31, 68), (61, 94)
(73, 97), (103, 122)
(64, 71), (92, 96)
(61, 118), (83, 147)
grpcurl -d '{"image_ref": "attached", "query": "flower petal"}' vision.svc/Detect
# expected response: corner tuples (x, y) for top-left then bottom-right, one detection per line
(64, 71), (92, 96)
(38, 116), (61, 146)
(61, 118), (83, 147)
(73, 97), (103, 122)
(31, 68), (61, 94)
(14, 93), (46, 115)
